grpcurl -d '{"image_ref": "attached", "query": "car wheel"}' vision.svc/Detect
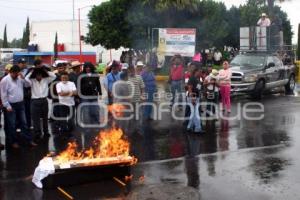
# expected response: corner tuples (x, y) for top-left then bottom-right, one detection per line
(285, 74), (295, 94)
(251, 80), (265, 100)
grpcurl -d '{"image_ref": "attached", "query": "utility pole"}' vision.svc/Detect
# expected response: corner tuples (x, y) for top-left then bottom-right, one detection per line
(71, 0), (75, 51)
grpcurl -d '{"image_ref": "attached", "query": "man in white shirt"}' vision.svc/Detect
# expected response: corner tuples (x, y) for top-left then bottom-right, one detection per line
(213, 50), (222, 65)
(257, 13), (271, 27)
(56, 72), (77, 132)
(0, 65), (37, 149)
(25, 63), (56, 139)
(17, 58), (32, 128)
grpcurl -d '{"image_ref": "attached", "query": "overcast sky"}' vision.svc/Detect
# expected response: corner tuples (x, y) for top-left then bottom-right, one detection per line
(0, 0), (299, 44)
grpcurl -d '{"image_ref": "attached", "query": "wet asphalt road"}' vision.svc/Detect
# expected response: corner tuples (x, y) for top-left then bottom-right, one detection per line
(1, 83), (300, 200)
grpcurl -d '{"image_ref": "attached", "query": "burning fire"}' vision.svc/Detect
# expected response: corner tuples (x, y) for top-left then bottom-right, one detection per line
(49, 104), (137, 168)
(108, 104), (126, 118)
(52, 127), (137, 167)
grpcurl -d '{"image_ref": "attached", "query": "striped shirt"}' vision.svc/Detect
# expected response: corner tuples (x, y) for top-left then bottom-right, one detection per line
(128, 75), (145, 103)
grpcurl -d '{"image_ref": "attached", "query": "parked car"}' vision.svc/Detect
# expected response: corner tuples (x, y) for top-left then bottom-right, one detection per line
(230, 52), (296, 99)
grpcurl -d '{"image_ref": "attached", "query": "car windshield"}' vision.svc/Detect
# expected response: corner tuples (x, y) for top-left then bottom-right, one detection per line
(231, 55), (266, 68)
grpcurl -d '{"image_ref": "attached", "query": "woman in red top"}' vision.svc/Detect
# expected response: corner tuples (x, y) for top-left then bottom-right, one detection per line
(169, 55), (184, 107)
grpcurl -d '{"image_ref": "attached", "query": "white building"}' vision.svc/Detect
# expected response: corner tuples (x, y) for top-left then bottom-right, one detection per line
(30, 20), (126, 63)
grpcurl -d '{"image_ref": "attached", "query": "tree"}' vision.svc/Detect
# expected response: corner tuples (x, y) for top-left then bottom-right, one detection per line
(22, 17), (30, 49)
(86, 0), (132, 49)
(224, 6), (240, 48)
(86, 0), (293, 51)
(54, 32), (58, 60)
(2, 25), (9, 48)
(142, 0), (197, 11)
(297, 24), (300, 60)
(10, 38), (23, 48)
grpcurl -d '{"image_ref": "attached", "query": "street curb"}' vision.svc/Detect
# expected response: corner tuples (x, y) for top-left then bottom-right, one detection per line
(296, 60), (300, 83)
(155, 75), (168, 81)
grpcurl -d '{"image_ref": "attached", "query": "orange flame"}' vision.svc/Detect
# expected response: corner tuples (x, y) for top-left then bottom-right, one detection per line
(52, 127), (136, 166)
(124, 175), (133, 182)
(108, 104), (126, 118)
(139, 175), (145, 183)
(50, 104), (136, 167)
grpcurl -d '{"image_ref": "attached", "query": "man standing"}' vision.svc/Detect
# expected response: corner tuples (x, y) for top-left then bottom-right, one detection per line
(56, 71), (77, 132)
(257, 13), (271, 27)
(169, 55), (184, 108)
(79, 62), (102, 125)
(0, 65), (37, 149)
(17, 58), (32, 128)
(127, 66), (145, 134)
(213, 50), (222, 66)
(25, 63), (56, 139)
(140, 64), (156, 120)
(49, 62), (67, 127)
(69, 61), (82, 87)
(105, 61), (120, 104)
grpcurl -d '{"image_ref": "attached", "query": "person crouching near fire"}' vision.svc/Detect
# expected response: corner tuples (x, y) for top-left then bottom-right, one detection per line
(185, 91), (204, 134)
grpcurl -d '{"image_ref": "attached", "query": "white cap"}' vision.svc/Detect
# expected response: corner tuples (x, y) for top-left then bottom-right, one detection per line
(121, 63), (129, 70)
(136, 61), (144, 67)
(53, 60), (67, 67)
(261, 13), (267, 17)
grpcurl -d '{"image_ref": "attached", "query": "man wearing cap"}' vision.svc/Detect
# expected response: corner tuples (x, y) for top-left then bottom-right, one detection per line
(140, 63), (157, 120)
(257, 13), (271, 27)
(0, 65), (37, 149)
(17, 58), (32, 128)
(135, 61), (144, 75)
(127, 65), (145, 134)
(68, 61), (82, 123)
(69, 61), (82, 87)
(104, 61), (120, 105)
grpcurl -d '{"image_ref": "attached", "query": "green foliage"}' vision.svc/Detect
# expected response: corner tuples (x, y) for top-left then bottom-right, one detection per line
(142, 0), (198, 11)
(3, 25), (9, 48)
(10, 38), (22, 48)
(297, 24), (300, 60)
(272, 6), (293, 45)
(54, 32), (58, 60)
(22, 17), (30, 49)
(86, 0), (132, 49)
(86, 0), (293, 50)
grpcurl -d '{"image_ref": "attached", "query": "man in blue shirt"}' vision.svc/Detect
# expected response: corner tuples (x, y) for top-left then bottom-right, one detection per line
(105, 62), (120, 105)
(0, 65), (37, 149)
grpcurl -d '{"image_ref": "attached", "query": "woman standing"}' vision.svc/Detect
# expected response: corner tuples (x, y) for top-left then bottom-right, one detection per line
(218, 60), (232, 113)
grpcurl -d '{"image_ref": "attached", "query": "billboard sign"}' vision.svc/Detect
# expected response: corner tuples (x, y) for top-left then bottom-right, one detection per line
(158, 28), (196, 57)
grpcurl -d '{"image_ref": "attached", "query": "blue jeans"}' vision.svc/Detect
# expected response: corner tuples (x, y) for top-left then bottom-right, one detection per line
(185, 97), (202, 132)
(80, 99), (99, 126)
(4, 102), (32, 145)
(144, 90), (155, 119)
(171, 80), (183, 105)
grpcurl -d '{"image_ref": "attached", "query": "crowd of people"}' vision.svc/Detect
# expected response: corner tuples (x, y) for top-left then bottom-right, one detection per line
(0, 59), (101, 150)
(169, 54), (232, 134)
(0, 53), (232, 150)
